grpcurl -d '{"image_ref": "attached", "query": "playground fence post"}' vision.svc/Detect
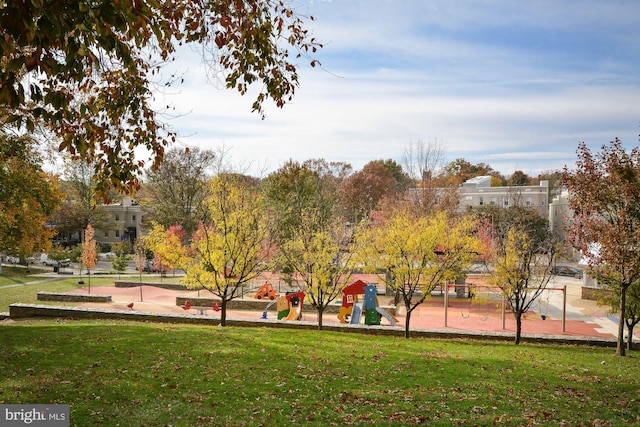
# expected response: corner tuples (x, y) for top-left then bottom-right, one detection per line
(444, 284), (449, 327)
(562, 285), (567, 333)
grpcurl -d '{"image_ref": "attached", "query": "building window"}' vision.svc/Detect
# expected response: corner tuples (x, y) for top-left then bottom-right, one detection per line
(115, 230), (120, 238)
(115, 214), (120, 221)
(104, 231), (109, 238)
(132, 215), (136, 221)
(490, 197), (496, 205)
(525, 197), (532, 206)
(503, 198), (509, 207)
(479, 196), (484, 206)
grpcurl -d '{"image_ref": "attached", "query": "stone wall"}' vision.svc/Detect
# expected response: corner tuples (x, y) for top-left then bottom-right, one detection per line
(175, 295), (396, 315)
(115, 281), (189, 291)
(37, 291), (112, 303)
(7, 303), (616, 347)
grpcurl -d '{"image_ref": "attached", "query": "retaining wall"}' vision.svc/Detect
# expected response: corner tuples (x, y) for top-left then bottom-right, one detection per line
(7, 303), (617, 347)
(37, 291), (112, 303)
(115, 281), (189, 291)
(175, 295), (396, 315)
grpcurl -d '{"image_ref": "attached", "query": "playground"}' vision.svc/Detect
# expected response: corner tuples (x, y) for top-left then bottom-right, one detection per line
(62, 274), (623, 341)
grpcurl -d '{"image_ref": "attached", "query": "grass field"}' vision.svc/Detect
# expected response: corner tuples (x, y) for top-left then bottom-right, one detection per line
(1, 267), (639, 426)
(0, 319), (639, 426)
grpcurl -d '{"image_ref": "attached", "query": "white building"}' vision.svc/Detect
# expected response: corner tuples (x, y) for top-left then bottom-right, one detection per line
(458, 176), (550, 217)
(96, 197), (144, 247)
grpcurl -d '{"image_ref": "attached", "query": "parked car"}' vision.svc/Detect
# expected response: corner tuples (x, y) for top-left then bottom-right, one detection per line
(42, 258), (71, 267)
(143, 260), (161, 273)
(5, 255), (20, 264)
(552, 265), (583, 279)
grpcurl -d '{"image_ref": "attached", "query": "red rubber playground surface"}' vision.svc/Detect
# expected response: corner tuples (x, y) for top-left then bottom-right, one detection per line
(69, 282), (622, 340)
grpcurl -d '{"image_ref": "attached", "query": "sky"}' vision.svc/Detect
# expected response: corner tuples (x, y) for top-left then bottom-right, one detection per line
(152, 0), (640, 178)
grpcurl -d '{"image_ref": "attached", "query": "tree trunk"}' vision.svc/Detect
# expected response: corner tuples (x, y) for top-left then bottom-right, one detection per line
(404, 310), (412, 339)
(617, 288), (627, 356)
(317, 308), (324, 330)
(627, 323), (634, 351)
(220, 300), (227, 327)
(514, 312), (522, 345)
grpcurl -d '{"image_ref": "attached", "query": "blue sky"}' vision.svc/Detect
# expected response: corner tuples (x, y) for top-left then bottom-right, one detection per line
(154, 0), (640, 177)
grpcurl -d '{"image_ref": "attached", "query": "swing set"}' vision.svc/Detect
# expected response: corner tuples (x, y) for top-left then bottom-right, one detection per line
(443, 283), (568, 332)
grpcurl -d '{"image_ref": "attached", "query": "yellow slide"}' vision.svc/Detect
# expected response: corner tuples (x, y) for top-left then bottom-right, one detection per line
(284, 306), (302, 321)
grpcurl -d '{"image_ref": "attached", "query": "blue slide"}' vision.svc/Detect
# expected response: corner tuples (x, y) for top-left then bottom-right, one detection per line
(350, 303), (363, 324)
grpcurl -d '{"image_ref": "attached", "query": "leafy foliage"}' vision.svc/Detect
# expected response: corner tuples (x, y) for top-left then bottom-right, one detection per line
(1, 0), (321, 193)
(262, 159), (349, 240)
(563, 139), (640, 356)
(147, 174), (272, 325)
(355, 210), (481, 338)
(279, 214), (353, 328)
(0, 132), (60, 258)
(139, 147), (216, 238)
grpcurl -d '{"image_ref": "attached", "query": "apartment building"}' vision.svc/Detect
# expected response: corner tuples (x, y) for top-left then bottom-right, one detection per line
(458, 176), (550, 217)
(96, 197), (144, 247)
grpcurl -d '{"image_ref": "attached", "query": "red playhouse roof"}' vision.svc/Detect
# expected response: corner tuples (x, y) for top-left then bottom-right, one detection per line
(342, 279), (368, 296)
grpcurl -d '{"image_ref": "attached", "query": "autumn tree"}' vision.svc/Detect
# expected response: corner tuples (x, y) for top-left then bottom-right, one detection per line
(147, 174), (272, 325)
(1, 0), (321, 194)
(262, 159), (350, 240)
(278, 213), (353, 329)
(483, 218), (560, 344)
(48, 158), (112, 245)
(81, 224), (98, 292)
(596, 270), (640, 350)
(339, 160), (405, 224)
(507, 170), (530, 186)
(355, 209), (481, 338)
(562, 139), (640, 356)
(440, 158), (505, 187)
(139, 147), (216, 238)
(0, 132), (60, 264)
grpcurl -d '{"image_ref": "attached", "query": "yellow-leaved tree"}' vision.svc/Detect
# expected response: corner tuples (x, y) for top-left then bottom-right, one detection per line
(484, 221), (559, 345)
(146, 174), (272, 325)
(279, 213), (353, 329)
(355, 209), (481, 338)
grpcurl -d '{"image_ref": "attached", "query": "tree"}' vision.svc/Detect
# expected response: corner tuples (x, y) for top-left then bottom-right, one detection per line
(507, 170), (530, 186)
(111, 254), (128, 278)
(1, 0), (321, 194)
(262, 159), (350, 240)
(278, 214), (353, 329)
(133, 238), (147, 284)
(0, 132), (60, 262)
(147, 174), (272, 325)
(339, 160), (406, 224)
(562, 139), (640, 356)
(138, 147), (216, 238)
(402, 139), (460, 216)
(596, 271), (640, 350)
(81, 224), (98, 292)
(440, 158), (504, 187)
(483, 219), (559, 344)
(355, 209), (481, 338)
(48, 158), (112, 244)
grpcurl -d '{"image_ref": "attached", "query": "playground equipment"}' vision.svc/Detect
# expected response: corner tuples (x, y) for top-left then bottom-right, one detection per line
(276, 291), (305, 320)
(338, 280), (397, 326)
(182, 299), (222, 315)
(254, 283), (277, 300)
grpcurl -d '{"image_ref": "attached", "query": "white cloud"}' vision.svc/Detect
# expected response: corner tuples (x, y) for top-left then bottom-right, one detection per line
(146, 0), (640, 178)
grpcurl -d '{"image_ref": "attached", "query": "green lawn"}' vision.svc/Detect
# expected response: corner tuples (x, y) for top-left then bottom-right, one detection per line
(0, 319), (638, 426)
